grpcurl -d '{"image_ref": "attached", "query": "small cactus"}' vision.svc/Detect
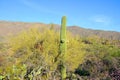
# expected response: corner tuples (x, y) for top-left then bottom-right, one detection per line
(0, 75), (5, 80)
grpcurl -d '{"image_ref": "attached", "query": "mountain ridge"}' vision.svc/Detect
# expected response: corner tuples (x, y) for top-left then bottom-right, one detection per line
(0, 21), (120, 40)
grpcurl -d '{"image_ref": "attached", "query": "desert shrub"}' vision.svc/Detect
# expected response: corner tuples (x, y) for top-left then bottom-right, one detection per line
(1, 26), (120, 79)
(74, 37), (120, 79)
(65, 34), (86, 71)
(3, 27), (86, 79)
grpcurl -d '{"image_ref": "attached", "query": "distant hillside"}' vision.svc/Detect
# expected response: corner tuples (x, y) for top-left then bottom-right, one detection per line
(68, 26), (120, 40)
(0, 21), (120, 40)
(0, 21), (48, 36)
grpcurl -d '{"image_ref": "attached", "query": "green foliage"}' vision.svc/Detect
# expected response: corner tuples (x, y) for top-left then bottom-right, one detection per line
(66, 35), (86, 71)
(0, 21), (119, 79)
(74, 37), (120, 79)
(4, 25), (86, 79)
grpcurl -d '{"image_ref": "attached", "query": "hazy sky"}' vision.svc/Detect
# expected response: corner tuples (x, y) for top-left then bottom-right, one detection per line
(0, 0), (120, 32)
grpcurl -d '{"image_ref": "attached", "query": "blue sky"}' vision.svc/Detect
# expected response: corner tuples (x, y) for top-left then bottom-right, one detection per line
(0, 0), (120, 32)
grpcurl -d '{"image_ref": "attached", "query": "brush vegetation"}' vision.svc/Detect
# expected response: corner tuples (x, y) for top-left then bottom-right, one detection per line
(0, 25), (120, 80)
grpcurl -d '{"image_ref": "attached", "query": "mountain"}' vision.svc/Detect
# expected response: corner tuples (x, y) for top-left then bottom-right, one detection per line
(68, 26), (120, 40)
(0, 21), (120, 40)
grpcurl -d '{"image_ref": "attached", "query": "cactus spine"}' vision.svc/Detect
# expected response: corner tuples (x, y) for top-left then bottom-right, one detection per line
(60, 16), (67, 80)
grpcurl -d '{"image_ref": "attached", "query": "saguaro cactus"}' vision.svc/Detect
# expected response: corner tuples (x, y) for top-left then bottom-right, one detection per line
(60, 16), (67, 80)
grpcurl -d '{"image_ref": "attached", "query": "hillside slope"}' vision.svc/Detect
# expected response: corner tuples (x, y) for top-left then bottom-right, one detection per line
(68, 26), (120, 40)
(0, 21), (120, 40)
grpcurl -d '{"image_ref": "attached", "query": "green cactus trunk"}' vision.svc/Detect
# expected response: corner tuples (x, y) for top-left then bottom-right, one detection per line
(60, 16), (67, 80)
